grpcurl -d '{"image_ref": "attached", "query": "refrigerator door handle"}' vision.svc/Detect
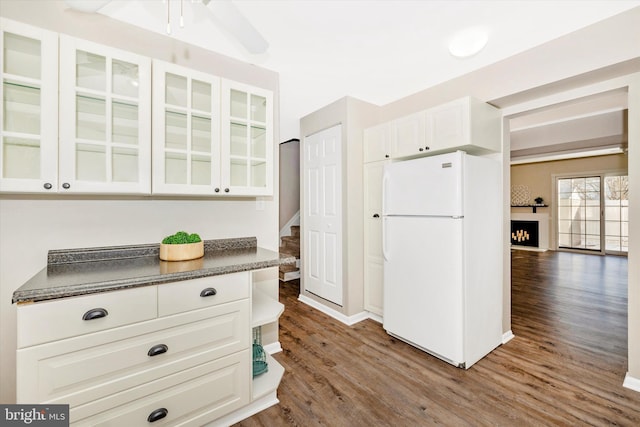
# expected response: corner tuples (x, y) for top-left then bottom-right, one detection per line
(382, 216), (390, 261)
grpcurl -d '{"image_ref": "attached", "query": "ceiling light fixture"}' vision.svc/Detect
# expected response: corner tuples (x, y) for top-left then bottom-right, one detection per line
(64, 0), (112, 13)
(448, 27), (489, 58)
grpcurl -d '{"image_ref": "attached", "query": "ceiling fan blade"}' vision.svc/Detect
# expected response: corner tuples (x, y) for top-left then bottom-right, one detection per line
(64, 0), (113, 13)
(202, 0), (269, 54)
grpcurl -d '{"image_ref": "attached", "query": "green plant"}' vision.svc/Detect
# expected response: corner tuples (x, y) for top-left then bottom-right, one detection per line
(162, 231), (202, 244)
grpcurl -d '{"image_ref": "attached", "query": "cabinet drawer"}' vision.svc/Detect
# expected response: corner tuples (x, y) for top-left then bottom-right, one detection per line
(17, 300), (249, 407)
(17, 286), (157, 348)
(71, 350), (251, 426)
(158, 272), (249, 316)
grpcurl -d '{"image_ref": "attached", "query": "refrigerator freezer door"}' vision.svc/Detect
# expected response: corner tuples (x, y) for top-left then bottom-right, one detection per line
(383, 151), (463, 217)
(383, 216), (464, 365)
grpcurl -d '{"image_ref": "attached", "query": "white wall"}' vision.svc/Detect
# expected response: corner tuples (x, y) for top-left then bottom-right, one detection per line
(627, 74), (640, 382)
(0, 1), (279, 403)
(279, 139), (300, 231)
(299, 97), (379, 316)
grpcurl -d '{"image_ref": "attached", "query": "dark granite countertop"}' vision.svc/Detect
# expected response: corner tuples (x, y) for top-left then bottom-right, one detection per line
(13, 237), (295, 304)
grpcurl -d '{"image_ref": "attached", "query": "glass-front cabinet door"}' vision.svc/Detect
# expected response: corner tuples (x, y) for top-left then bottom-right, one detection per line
(152, 60), (220, 195)
(221, 80), (273, 196)
(58, 36), (151, 194)
(0, 18), (58, 193)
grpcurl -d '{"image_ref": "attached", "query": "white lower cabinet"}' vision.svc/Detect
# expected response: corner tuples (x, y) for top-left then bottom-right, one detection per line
(16, 269), (284, 426)
(72, 351), (251, 427)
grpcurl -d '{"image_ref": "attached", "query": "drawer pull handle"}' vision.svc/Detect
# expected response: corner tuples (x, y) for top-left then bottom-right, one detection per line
(147, 408), (168, 423)
(147, 344), (169, 357)
(200, 287), (217, 297)
(147, 344), (168, 357)
(82, 308), (108, 321)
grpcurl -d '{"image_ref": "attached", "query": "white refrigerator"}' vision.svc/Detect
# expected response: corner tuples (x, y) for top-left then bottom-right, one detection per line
(382, 151), (502, 369)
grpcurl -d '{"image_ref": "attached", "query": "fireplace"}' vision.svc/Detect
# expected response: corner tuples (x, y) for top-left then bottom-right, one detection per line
(511, 220), (539, 248)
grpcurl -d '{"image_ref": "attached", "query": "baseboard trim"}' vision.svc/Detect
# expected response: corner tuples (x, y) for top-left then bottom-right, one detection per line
(298, 294), (369, 326)
(502, 330), (515, 344)
(623, 373), (640, 392)
(511, 246), (548, 252)
(263, 341), (282, 355)
(367, 312), (383, 324)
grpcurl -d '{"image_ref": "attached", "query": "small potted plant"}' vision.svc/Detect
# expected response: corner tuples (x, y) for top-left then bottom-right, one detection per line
(534, 196), (544, 205)
(159, 231), (204, 261)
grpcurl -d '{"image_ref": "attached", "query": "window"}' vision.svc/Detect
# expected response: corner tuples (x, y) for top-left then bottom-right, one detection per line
(604, 175), (628, 253)
(556, 174), (628, 254)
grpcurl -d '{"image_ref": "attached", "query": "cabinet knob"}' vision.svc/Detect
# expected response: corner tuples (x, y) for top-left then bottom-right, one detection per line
(419, 148), (424, 152)
(214, 188), (220, 193)
(373, 214), (380, 218)
(62, 182), (71, 189)
(82, 308), (108, 321)
(147, 408), (168, 423)
(425, 146), (430, 150)
(43, 182), (53, 190)
(200, 287), (217, 297)
(384, 154), (389, 158)
(224, 188), (230, 193)
(147, 344), (168, 357)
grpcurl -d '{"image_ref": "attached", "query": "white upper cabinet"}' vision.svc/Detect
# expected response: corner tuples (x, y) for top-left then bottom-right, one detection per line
(363, 122), (392, 163)
(221, 80), (273, 196)
(391, 110), (430, 158)
(1, 20), (276, 197)
(426, 96), (501, 154)
(152, 60), (221, 195)
(366, 97), (501, 162)
(58, 35), (151, 194)
(0, 18), (58, 193)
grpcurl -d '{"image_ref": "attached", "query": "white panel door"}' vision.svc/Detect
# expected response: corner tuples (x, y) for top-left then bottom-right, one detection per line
(303, 125), (342, 306)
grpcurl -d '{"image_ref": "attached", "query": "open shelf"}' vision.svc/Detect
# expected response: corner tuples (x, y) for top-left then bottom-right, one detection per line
(511, 204), (548, 213)
(252, 289), (284, 328)
(252, 352), (284, 401)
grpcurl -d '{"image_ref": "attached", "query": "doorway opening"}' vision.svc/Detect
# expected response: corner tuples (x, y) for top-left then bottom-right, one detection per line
(503, 80), (634, 390)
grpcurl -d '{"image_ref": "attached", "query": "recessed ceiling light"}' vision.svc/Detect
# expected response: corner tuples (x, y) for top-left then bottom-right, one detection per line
(448, 27), (489, 58)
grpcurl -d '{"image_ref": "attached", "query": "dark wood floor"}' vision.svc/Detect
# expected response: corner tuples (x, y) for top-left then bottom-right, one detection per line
(237, 250), (639, 426)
